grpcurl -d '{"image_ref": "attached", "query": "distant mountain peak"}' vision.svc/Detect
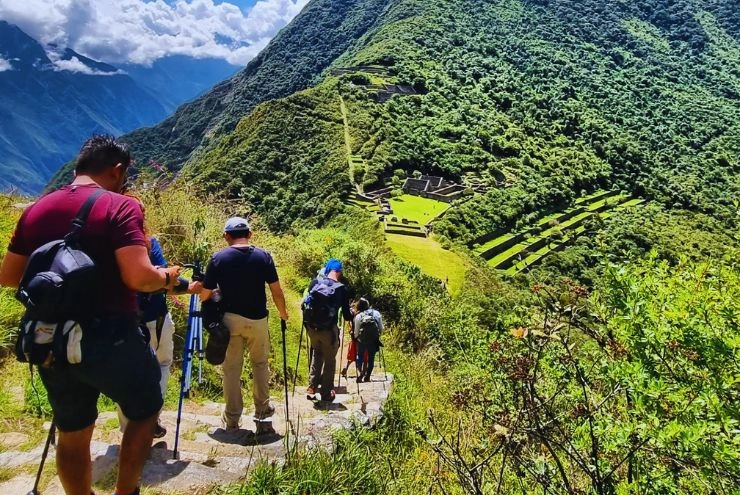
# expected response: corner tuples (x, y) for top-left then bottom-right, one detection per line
(46, 45), (122, 76)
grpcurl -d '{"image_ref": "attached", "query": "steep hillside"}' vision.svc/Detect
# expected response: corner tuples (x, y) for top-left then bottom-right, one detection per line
(48, 0), (393, 189)
(0, 21), (169, 193)
(46, 0), (739, 240)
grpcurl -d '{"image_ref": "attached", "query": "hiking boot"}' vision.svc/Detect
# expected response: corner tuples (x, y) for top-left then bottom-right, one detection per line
(363, 375), (371, 382)
(255, 403), (275, 420)
(340, 366), (348, 378)
(153, 422), (167, 439)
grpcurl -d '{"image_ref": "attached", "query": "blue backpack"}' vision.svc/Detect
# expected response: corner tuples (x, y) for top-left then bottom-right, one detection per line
(302, 278), (342, 329)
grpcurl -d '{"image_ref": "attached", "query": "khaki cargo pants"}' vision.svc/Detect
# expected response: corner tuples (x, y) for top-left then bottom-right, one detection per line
(222, 312), (271, 428)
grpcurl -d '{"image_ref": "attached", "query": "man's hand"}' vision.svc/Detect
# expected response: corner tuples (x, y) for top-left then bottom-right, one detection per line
(279, 308), (289, 321)
(117, 245), (182, 293)
(163, 266), (181, 291)
(188, 281), (203, 294)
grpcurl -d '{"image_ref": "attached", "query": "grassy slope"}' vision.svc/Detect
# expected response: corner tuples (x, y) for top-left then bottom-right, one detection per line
(387, 195), (449, 224)
(385, 234), (466, 294)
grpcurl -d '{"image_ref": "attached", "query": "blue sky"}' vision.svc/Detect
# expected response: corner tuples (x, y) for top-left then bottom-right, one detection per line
(0, 0), (309, 66)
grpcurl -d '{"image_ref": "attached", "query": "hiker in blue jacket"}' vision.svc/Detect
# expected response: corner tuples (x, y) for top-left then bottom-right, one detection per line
(118, 236), (193, 438)
(303, 258), (352, 402)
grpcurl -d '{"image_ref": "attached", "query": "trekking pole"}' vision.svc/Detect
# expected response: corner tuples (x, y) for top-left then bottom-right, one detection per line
(27, 420), (55, 495)
(337, 316), (345, 388)
(379, 344), (388, 382)
(292, 318), (305, 395)
(280, 319), (291, 458)
(173, 291), (197, 459)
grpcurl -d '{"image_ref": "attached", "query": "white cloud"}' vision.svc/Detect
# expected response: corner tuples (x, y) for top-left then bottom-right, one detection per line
(0, 0), (309, 66)
(0, 57), (13, 71)
(51, 56), (122, 75)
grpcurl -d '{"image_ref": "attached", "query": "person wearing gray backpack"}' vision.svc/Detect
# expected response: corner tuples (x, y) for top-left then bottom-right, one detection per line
(352, 297), (383, 383)
(302, 258), (352, 402)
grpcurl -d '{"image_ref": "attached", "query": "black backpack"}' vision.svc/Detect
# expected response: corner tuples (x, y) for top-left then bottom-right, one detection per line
(15, 189), (104, 363)
(302, 278), (342, 329)
(355, 310), (380, 344)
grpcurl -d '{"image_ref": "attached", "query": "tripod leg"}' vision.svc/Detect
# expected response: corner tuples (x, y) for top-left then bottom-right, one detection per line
(174, 295), (197, 459)
(197, 316), (203, 384)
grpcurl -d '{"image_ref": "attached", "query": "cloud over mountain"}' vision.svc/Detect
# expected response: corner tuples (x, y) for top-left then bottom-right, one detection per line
(0, 0), (308, 65)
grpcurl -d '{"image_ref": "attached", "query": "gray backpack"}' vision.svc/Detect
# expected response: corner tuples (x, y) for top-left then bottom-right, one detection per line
(355, 311), (380, 344)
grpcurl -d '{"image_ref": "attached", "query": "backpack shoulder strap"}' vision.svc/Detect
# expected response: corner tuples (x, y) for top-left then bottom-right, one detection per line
(65, 188), (106, 243)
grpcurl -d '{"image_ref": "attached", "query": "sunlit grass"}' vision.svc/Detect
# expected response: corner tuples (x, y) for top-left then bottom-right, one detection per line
(388, 195), (449, 224)
(385, 234), (467, 295)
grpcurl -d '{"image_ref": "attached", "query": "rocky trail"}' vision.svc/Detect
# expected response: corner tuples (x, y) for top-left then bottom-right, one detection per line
(0, 369), (393, 495)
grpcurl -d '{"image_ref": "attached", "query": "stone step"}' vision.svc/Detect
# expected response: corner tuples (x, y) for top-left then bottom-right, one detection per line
(0, 373), (394, 495)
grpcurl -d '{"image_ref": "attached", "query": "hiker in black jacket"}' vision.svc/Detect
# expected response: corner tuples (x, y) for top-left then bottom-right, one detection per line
(302, 258), (352, 403)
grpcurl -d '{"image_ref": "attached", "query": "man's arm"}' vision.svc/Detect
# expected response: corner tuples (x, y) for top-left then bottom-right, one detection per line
(269, 281), (289, 321)
(340, 287), (353, 322)
(0, 251), (29, 288)
(375, 310), (384, 333)
(116, 245), (180, 293)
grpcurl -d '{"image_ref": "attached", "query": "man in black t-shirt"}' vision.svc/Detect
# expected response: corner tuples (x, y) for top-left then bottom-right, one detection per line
(197, 217), (289, 430)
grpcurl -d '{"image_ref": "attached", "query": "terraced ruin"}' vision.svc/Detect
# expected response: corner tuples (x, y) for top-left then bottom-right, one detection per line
(473, 190), (645, 273)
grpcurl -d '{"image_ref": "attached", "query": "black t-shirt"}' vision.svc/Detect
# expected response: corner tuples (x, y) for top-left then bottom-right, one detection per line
(203, 245), (279, 319)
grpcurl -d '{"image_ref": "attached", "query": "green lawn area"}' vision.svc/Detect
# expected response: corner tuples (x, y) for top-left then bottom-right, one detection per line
(385, 234), (467, 295)
(388, 195), (449, 224)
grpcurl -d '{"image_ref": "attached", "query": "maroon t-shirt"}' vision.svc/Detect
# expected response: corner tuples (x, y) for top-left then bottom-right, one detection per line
(8, 184), (146, 315)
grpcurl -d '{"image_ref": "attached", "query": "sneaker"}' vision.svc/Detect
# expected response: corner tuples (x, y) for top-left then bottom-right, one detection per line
(340, 367), (348, 378)
(320, 390), (336, 403)
(306, 386), (317, 400)
(255, 403), (276, 420)
(356, 375), (363, 383)
(153, 422), (167, 439)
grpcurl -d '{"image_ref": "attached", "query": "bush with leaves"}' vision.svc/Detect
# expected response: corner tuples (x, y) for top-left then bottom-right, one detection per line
(429, 254), (739, 494)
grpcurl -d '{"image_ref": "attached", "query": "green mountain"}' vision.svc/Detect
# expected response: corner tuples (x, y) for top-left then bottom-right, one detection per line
(50, 0), (739, 238)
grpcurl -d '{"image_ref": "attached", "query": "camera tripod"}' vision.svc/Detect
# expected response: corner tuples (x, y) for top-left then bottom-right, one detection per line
(173, 263), (205, 459)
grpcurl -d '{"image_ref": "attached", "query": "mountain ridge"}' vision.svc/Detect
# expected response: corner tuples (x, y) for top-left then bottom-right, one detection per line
(0, 21), (243, 194)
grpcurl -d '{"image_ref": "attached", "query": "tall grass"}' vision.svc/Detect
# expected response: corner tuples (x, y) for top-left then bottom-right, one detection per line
(0, 196), (25, 356)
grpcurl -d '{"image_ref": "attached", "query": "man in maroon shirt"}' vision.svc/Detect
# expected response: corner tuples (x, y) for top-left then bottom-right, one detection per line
(0, 135), (181, 495)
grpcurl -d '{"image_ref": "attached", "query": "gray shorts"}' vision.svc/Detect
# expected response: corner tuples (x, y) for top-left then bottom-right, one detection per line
(38, 315), (163, 432)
